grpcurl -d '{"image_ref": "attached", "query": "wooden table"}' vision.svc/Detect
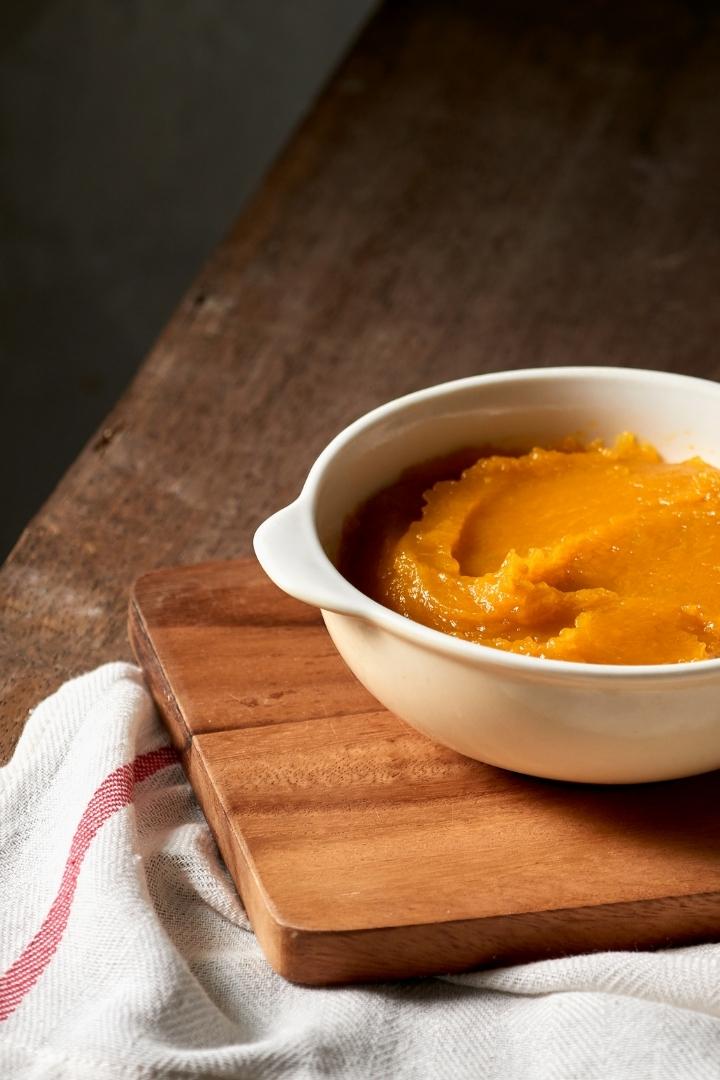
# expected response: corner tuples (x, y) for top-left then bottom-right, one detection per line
(2, 0), (720, 763)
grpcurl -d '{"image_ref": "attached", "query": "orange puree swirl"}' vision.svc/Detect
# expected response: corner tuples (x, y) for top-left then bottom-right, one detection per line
(338, 435), (720, 665)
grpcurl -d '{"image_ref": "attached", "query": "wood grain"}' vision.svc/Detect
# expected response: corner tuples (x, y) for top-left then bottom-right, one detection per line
(131, 558), (720, 985)
(4, 0), (720, 760)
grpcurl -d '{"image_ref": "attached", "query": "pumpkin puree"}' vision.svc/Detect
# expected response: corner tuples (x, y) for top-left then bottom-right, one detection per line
(338, 435), (720, 665)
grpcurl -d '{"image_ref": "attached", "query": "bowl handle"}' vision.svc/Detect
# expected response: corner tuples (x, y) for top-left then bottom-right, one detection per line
(253, 500), (365, 618)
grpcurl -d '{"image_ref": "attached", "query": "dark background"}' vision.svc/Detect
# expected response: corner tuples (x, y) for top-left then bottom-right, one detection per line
(1, 0), (375, 559)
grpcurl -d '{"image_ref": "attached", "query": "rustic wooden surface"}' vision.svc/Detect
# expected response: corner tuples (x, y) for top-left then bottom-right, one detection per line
(130, 558), (720, 984)
(3, 0), (720, 760)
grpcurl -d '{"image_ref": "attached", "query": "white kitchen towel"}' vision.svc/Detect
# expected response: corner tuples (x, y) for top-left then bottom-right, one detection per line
(1, 664), (720, 1079)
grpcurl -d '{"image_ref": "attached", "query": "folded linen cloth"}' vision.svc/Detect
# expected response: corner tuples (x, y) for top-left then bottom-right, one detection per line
(1, 663), (719, 1079)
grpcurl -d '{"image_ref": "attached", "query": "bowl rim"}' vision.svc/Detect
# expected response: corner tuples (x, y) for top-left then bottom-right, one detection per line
(298, 366), (720, 680)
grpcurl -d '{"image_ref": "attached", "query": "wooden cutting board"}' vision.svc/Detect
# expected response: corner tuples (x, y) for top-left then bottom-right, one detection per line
(129, 558), (720, 986)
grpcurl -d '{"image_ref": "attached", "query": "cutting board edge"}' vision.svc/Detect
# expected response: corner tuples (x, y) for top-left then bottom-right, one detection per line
(204, 843), (720, 986)
(273, 889), (720, 985)
(128, 589), (191, 751)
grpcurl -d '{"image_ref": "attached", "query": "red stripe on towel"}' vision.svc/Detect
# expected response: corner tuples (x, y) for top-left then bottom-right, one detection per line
(0, 745), (179, 1022)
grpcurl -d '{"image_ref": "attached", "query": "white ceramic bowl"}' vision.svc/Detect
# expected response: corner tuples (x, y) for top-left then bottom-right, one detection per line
(254, 367), (720, 784)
